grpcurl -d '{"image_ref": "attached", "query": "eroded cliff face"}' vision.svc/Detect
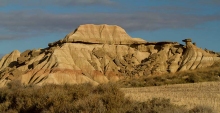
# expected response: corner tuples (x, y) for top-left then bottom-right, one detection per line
(0, 24), (219, 87)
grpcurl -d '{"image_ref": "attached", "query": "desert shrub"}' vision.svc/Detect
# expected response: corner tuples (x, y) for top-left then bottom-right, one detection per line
(189, 106), (213, 113)
(184, 72), (201, 83)
(0, 83), (195, 113)
(132, 98), (187, 113)
(117, 63), (220, 88)
(0, 83), (130, 112)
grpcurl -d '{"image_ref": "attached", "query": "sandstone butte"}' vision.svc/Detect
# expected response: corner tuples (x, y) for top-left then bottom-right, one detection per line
(0, 24), (219, 87)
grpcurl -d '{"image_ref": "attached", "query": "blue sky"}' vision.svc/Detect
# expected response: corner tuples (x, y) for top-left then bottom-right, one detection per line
(0, 0), (220, 57)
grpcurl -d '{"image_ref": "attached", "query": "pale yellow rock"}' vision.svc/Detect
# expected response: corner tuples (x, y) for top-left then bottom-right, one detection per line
(168, 53), (182, 73)
(0, 25), (219, 87)
(0, 50), (20, 70)
(50, 24), (147, 46)
(179, 41), (220, 71)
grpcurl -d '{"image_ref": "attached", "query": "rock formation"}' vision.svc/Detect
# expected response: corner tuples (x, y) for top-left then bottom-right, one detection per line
(0, 24), (219, 87)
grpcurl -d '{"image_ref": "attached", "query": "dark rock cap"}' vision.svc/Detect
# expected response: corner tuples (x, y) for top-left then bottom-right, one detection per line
(182, 38), (192, 42)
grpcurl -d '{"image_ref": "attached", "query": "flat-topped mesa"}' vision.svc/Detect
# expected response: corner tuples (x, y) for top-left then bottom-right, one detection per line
(48, 24), (146, 47)
(1, 23), (220, 87)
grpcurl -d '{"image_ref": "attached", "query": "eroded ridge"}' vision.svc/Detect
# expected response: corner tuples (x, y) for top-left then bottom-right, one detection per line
(0, 24), (219, 87)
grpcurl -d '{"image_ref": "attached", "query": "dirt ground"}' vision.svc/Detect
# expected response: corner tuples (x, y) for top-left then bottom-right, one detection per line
(121, 81), (220, 112)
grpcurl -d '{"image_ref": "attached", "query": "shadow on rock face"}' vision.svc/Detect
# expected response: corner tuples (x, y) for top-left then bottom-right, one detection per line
(8, 61), (18, 68)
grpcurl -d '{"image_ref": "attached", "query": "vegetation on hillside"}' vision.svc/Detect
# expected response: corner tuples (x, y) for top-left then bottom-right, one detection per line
(0, 81), (213, 113)
(0, 61), (219, 112)
(117, 61), (220, 87)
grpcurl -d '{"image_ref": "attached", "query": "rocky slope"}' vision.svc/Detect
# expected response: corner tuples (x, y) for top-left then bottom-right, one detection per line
(0, 24), (219, 87)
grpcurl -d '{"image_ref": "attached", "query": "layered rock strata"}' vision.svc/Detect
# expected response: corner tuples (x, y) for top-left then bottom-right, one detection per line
(0, 24), (219, 87)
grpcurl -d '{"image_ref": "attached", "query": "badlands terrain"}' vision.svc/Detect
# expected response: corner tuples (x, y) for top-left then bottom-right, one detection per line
(0, 24), (219, 86)
(0, 24), (220, 112)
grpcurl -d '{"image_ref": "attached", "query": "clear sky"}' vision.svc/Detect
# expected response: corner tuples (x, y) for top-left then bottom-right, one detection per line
(0, 0), (220, 57)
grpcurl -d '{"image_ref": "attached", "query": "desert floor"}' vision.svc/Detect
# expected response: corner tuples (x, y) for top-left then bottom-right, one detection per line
(121, 81), (220, 112)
